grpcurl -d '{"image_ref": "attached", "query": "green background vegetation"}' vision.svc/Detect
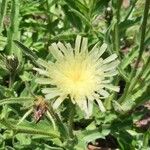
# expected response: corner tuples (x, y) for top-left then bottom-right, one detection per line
(0, 0), (149, 149)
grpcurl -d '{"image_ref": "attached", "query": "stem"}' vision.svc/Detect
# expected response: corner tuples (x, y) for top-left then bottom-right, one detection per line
(47, 103), (69, 141)
(114, 0), (122, 57)
(107, 0), (122, 106)
(119, 0), (150, 103)
(68, 101), (75, 139)
(45, 0), (52, 47)
(65, 101), (76, 150)
(128, 57), (150, 92)
(130, 0), (149, 75)
(9, 72), (16, 88)
(0, 0), (8, 33)
(143, 131), (149, 148)
(48, 101), (76, 149)
(7, 0), (20, 54)
(128, 58), (150, 102)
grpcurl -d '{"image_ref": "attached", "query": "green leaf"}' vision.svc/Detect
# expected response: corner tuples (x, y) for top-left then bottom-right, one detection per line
(62, 4), (82, 30)
(78, 128), (110, 144)
(69, 8), (91, 28)
(15, 133), (31, 145)
(0, 119), (60, 139)
(0, 36), (7, 51)
(0, 97), (34, 105)
(13, 40), (40, 67)
(0, 0), (8, 33)
(64, 0), (88, 14)
(120, 47), (138, 69)
(52, 32), (83, 41)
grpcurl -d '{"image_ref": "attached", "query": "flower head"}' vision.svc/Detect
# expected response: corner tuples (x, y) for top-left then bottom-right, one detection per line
(34, 36), (119, 117)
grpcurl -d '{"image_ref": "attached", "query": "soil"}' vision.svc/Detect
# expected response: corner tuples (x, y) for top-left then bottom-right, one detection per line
(87, 134), (118, 150)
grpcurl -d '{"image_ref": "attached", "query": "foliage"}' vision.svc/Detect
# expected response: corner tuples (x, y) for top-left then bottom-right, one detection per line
(0, 0), (149, 149)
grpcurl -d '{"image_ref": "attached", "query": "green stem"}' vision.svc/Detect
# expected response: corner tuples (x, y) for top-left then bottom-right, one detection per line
(128, 57), (150, 92)
(68, 101), (75, 139)
(45, 0), (53, 42)
(65, 101), (76, 150)
(114, 0), (122, 57)
(48, 101), (76, 149)
(119, 0), (150, 103)
(47, 103), (69, 141)
(143, 131), (149, 148)
(130, 0), (150, 75)
(107, 0), (122, 106)
(0, 0), (8, 33)
(9, 72), (16, 88)
(7, 0), (20, 54)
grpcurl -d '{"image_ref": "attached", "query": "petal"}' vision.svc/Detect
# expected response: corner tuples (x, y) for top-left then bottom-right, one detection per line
(76, 97), (89, 116)
(103, 70), (118, 77)
(75, 35), (81, 54)
(103, 54), (118, 64)
(101, 80), (111, 84)
(65, 43), (74, 57)
(89, 43), (107, 60)
(81, 37), (88, 53)
(87, 97), (93, 117)
(98, 89), (110, 97)
(102, 60), (120, 71)
(35, 78), (53, 84)
(89, 43), (99, 58)
(34, 68), (50, 76)
(95, 98), (106, 112)
(102, 84), (120, 92)
(42, 88), (58, 94)
(57, 42), (68, 56)
(49, 43), (63, 60)
(37, 58), (54, 69)
(45, 92), (59, 100)
(53, 97), (65, 109)
(98, 43), (107, 57)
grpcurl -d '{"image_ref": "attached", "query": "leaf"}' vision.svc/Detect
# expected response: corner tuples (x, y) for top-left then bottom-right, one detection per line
(0, 97), (34, 105)
(13, 40), (41, 67)
(118, 67), (129, 82)
(94, 0), (110, 14)
(0, 0), (8, 33)
(0, 119), (60, 139)
(119, 18), (140, 32)
(121, 81), (149, 111)
(77, 128), (110, 145)
(69, 8), (91, 28)
(64, 0), (88, 14)
(62, 4), (82, 30)
(15, 133), (31, 145)
(52, 32), (83, 41)
(0, 36), (7, 51)
(120, 47), (138, 69)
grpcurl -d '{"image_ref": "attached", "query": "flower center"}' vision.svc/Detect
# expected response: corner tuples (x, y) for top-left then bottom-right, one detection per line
(52, 56), (98, 99)
(71, 70), (82, 83)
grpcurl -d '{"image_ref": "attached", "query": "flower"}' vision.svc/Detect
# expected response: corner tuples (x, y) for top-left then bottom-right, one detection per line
(34, 35), (119, 117)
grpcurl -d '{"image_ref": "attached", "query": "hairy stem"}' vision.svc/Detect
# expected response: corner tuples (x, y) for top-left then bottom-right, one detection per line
(7, 0), (20, 54)
(0, 0), (8, 33)
(47, 103), (69, 141)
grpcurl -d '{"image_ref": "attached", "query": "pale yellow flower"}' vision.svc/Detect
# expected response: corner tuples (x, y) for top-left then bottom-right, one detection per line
(34, 36), (119, 117)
